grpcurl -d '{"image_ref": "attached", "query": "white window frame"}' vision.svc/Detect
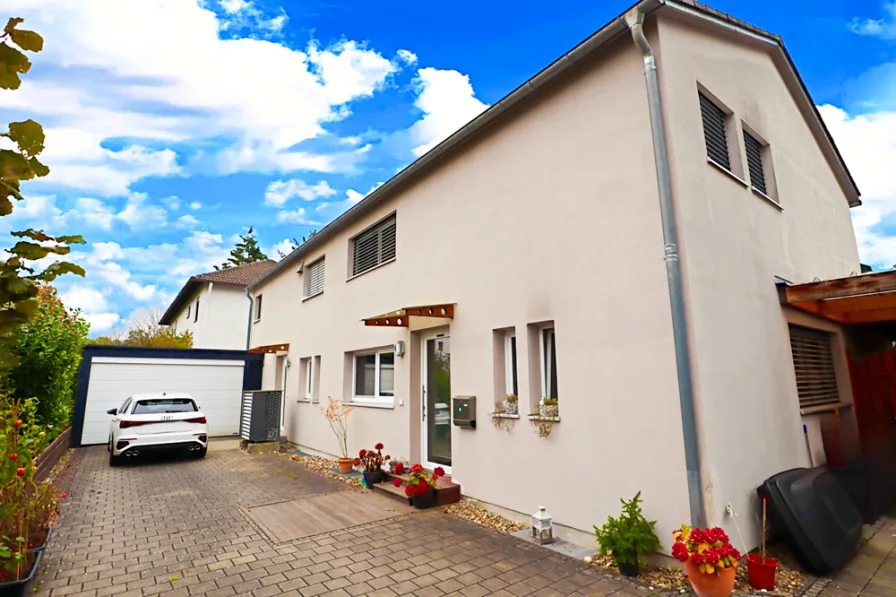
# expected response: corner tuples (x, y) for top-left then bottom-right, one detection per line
(254, 295), (263, 322)
(352, 350), (395, 404)
(304, 257), (325, 299)
(540, 327), (557, 400)
(305, 358), (313, 400)
(504, 332), (518, 397)
(186, 304), (191, 319)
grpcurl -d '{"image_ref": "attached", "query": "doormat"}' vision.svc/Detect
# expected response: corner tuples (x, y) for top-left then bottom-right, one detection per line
(244, 490), (416, 543)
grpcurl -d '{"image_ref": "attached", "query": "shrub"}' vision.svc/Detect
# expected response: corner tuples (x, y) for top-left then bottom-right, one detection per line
(593, 491), (662, 567)
(4, 285), (89, 432)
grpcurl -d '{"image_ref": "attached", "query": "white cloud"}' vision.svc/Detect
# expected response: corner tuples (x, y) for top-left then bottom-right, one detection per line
(276, 207), (322, 225)
(59, 284), (121, 332)
(396, 49), (418, 65)
(849, 3), (896, 39)
(189, 201), (202, 210)
(84, 312), (121, 332)
(160, 196), (181, 210)
(177, 214), (201, 228)
(1, 0), (409, 194)
(820, 104), (896, 267)
(265, 179), (337, 206)
(116, 193), (168, 230)
(315, 182), (381, 218)
(409, 67), (488, 157)
(268, 238), (296, 258)
(75, 198), (115, 230)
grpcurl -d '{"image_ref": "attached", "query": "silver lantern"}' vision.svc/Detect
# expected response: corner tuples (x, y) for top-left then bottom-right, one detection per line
(531, 506), (554, 545)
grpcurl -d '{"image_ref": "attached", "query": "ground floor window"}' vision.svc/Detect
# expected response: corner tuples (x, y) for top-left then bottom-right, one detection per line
(542, 327), (558, 399)
(353, 350), (394, 402)
(506, 332), (518, 396)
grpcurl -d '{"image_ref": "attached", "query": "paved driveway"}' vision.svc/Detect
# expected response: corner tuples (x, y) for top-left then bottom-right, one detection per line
(35, 445), (640, 597)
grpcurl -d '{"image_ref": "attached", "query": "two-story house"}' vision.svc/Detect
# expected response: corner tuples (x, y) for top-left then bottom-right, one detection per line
(246, 0), (864, 551)
(160, 260), (276, 349)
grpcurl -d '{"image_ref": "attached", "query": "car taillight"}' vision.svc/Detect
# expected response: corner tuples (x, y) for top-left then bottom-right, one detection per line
(185, 417), (206, 424)
(119, 420), (150, 429)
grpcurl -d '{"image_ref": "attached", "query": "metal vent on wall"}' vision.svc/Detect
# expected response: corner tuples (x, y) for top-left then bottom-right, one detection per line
(789, 325), (840, 408)
(699, 92), (731, 170)
(352, 215), (396, 277)
(240, 390), (282, 442)
(744, 131), (767, 194)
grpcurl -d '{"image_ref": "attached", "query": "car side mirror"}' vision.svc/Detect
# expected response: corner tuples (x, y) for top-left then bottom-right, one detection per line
(107, 408), (117, 415)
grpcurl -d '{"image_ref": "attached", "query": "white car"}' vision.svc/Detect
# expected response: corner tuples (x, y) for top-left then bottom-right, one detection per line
(107, 393), (209, 466)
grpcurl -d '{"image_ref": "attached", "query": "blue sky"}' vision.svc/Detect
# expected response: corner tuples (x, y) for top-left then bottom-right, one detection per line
(1, 0), (895, 335)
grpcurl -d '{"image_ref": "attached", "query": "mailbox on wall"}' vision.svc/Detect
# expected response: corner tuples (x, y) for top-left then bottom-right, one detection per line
(452, 396), (476, 429)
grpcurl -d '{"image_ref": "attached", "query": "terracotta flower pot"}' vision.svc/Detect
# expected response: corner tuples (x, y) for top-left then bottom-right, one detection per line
(685, 561), (736, 597)
(337, 458), (354, 474)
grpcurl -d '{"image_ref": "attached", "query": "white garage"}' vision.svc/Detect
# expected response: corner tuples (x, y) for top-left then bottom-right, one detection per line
(73, 346), (263, 447)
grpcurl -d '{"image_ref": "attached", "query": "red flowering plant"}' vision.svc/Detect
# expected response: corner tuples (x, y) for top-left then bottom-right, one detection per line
(403, 464), (445, 498)
(671, 525), (741, 575)
(353, 443), (389, 473)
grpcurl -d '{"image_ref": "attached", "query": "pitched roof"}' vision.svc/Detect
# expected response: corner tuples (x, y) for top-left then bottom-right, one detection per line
(249, 0), (861, 292)
(159, 260), (275, 325)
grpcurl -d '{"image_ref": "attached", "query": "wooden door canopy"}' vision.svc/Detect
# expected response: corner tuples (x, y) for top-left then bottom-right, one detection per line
(249, 343), (289, 354)
(363, 304), (455, 327)
(781, 271), (896, 325)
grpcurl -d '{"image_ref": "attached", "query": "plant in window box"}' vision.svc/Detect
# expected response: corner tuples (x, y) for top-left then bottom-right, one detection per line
(320, 398), (354, 474)
(491, 401), (514, 432)
(354, 444), (389, 485)
(400, 464), (445, 509)
(503, 394), (519, 415)
(593, 492), (662, 578)
(540, 397), (558, 418)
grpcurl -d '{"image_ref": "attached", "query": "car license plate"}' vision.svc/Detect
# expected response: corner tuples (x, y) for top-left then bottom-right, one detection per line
(161, 415), (174, 421)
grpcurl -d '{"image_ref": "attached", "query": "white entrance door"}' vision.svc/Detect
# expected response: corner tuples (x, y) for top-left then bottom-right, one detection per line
(421, 330), (451, 473)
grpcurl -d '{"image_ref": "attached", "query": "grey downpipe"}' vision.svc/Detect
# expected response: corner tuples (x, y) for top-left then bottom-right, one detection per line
(626, 11), (706, 528)
(245, 289), (253, 350)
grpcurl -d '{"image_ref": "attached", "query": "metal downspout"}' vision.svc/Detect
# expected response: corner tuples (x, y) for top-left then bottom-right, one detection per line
(245, 289), (253, 351)
(626, 10), (706, 528)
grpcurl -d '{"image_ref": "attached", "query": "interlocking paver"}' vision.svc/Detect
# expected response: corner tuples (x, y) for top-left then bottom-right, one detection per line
(32, 445), (650, 597)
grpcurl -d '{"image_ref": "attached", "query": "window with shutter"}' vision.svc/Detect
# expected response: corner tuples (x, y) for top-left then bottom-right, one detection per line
(744, 131), (767, 195)
(789, 325), (840, 409)
(699, 92), (731, 170)
(305, 258), (325, 298)
(351, 215), (396, 277)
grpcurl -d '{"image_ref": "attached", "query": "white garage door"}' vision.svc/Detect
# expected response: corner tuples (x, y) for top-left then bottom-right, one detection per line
(80, 357), (245, 445)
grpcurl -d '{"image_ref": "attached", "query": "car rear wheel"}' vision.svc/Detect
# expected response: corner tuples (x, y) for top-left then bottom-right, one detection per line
(193, 447), (207, 459)
(109, 451), (124, 466)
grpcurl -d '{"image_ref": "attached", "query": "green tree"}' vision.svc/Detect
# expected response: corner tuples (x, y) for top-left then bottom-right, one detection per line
(93, 307), (193, 349)
(278, 230), (318, 258)
(216, 226), (267, 269)
(0, 18), (85, 365)
(4, 285), (89, 431)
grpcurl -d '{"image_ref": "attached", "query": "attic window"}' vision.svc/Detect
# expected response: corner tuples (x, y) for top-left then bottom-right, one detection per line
(699, 92), (731, 171)
(305, 257), (325, 299)
(744, 131), (768, 195)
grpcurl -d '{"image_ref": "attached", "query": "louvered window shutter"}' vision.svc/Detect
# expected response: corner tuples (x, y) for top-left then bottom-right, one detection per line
(699, 93), (731, 170)
(789, 325), (840, 409)
(305, 258), (325, 297)
(744, 131), (767, 194)
(352, 215), (397, 276)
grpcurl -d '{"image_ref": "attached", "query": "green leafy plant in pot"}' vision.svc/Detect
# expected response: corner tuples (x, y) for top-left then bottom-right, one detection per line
(593, 491), (662, 577)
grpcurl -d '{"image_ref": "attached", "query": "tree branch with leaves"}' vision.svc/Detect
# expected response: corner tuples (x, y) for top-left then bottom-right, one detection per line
(0, 18), (86, 364)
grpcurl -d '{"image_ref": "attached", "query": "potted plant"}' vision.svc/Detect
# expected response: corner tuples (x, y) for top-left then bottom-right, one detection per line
(320, 398), (354, 474)
(746, 496), (777, 590)
(503, 394), (519, 415)
(354, 444), (389, 485)
(402, 464), (445, 509)
(671, 525), (740, 597)
(593, 491), (662, 577)
(540, 397), (558, 418)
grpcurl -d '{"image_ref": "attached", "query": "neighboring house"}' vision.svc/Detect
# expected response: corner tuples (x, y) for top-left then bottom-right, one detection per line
(247, 0), (865, 552)
(160, 260), (276, 350)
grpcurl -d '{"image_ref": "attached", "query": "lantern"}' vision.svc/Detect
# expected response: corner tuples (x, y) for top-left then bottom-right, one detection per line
(531, 506), (554, 545)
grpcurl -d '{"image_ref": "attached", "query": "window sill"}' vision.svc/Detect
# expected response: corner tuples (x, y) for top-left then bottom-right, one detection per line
(800, 401), (851, 416)
(527, 415), (561, 422)
(490, 413), (520, 419)
(707, 158), (749, 187)
(751, 187), (783, 210)
(344, 400), (395, 410)
(302, 291), (323, 303)
(296, 399), (313, 404)
(346, 258), (396, 283)
(253, 318), (261, 324)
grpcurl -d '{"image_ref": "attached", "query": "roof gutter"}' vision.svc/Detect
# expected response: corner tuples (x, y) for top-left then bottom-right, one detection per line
(248, 6), (652, 291)
(625, 8), (706, 528)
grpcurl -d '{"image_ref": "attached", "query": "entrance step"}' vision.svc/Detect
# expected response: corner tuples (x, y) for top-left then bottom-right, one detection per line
(374, 471), (461, 506)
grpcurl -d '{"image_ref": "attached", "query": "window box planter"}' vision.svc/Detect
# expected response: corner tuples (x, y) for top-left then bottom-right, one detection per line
(528, 414), (560, 438)
(0, 549), (42, 597)
(27, 527), (52, 553)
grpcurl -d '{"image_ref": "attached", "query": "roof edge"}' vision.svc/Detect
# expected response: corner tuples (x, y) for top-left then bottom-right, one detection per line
(159, 278), (201, 326)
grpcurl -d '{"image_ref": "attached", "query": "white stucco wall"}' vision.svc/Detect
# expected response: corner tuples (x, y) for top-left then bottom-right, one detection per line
(251, 34), (692, 545)
(169, 284), (250, 350)
(655, 15), (861, 550)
